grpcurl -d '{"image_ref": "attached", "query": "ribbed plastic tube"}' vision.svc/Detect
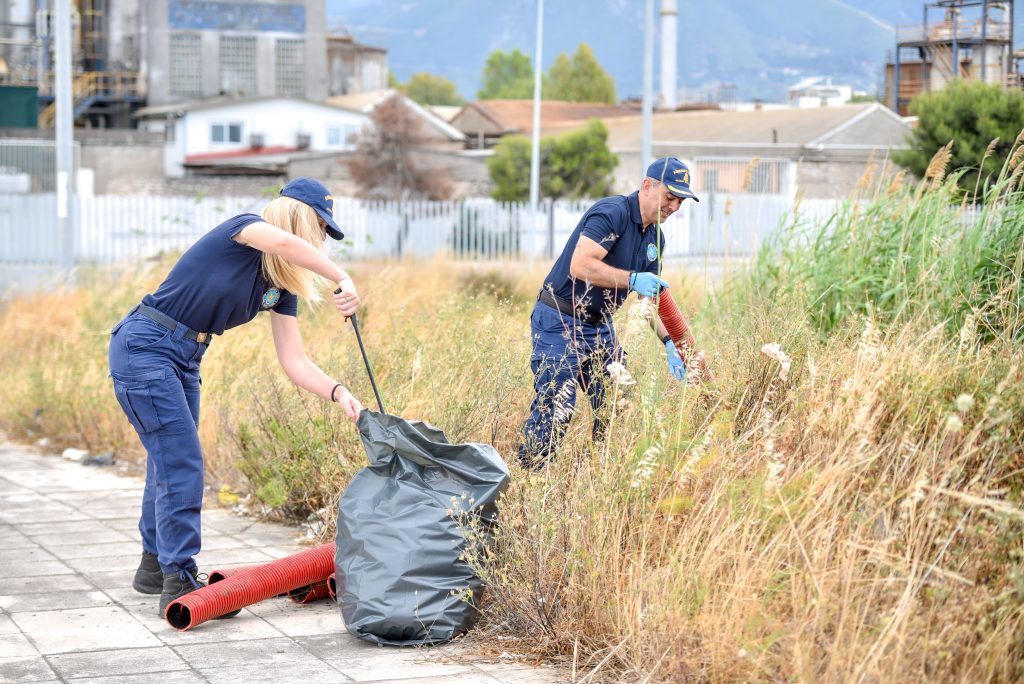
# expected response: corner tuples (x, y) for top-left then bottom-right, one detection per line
(327, 573), (337, 602)
(658, 290), (716, 384)
(165, 543), (336, 630)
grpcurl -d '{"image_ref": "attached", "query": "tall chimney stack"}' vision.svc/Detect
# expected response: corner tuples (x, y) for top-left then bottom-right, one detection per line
(660, 0), (678, 110)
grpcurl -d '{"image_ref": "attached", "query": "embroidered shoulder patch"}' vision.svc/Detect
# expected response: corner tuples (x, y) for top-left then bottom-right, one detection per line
(261, 287), (282, 309)
(647, 243), (659, 262)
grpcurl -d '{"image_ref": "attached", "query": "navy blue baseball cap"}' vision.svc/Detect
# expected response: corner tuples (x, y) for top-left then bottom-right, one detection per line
(646, 157), (699, 202)
(280, 177), (344, 240)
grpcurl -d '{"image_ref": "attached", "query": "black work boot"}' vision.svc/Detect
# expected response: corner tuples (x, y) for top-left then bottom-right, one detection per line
(159, 568), (203, 616)
(132, 552), (163, 595)
(158, 568), (240, 619)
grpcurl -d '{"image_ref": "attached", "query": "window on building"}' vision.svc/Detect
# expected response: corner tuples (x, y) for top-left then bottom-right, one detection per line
(219, 35), (257, 95)
(169, 33), (202, 97)
(326, 124), (358, 148)
(211, 122), (243, 144)
(275, 38), (306, 97)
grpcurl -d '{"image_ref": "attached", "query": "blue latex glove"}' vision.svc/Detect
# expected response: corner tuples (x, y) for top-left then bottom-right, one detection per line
(665, 339), (687, 381)
(629, 272), (669, 298)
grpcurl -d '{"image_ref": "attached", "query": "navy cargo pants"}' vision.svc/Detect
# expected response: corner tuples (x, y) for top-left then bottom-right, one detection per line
(517, 301), (623, 468)
(108, 310), (207, 574)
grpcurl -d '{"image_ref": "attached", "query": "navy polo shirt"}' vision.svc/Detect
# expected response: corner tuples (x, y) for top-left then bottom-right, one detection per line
(142, 213), (299, 336)
(542, 191), (665, 320)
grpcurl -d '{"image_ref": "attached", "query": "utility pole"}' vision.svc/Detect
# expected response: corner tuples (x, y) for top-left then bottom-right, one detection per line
(55, 0), (75, 272)
(529, 0), (544, 215)
(641, 0), (654, 175)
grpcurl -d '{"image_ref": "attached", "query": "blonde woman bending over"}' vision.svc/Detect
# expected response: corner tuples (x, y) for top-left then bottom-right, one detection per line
(108, 178), (363, 615)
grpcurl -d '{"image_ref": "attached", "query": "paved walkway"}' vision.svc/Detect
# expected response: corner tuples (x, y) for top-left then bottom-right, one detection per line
(0, 441), (560, 683)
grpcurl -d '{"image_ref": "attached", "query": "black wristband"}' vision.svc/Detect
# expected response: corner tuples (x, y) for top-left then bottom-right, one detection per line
(660, 334), (672, 345)
(330, 383), (342, 402)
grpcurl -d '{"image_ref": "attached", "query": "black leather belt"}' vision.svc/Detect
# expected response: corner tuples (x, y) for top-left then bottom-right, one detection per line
(131, 303), (214, 345)
(537, 289), (608, 326)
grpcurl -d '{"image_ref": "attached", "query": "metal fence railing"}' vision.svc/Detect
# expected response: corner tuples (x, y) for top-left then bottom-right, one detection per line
(1, 191), (841, 293)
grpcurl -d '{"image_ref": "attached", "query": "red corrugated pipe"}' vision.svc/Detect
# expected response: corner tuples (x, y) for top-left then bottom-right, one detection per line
(658, 290), (716, 384)
(208, 567), (250, 584)
(287, 580), (331, 604)
(327, 573), (337, 602)
(165, 543), (336, 630)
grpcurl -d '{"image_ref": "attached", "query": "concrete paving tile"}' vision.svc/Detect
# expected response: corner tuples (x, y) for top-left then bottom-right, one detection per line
(58, 542), (144, 561)
(0, 654), (57, 682)
(194, 547), (278, 568)
(2, 493), (52, 504)
(121, 604), (284, 644)
(0, 547), (59, 564)
(18, 520), (124, 536)
(0, 532), (40, 550)
(243, 598), (341, 638)
(359, 675), (501, 684)
(0, 613), (19, 634)
(28, 528), (134, 548)
(0, 561), (75, 579)
(474, 663), (567, 684)
(11, 606), (161, 654)
(79, 569), (139, 591)
(66, 555), (140, 575)
(199, 517), (254, 535)
(62, 672), (205, 684)
(0, 632), (40, 658)
(200, 659), (353, 684)
(294, 635), (477, 682)
(47, 645), (188, 679)
(97, 518), (145, 534)
(0, 590), (116, 613)
(173, 636), (312, 669)
(252, 545), (307, 559)
(0, 508), (90, 524)
(194, 533), (248, 551)
(100, 587), (156, 608)
(2, 575), (92, 595)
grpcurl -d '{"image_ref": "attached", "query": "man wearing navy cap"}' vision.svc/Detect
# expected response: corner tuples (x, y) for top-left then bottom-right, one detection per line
(517, 157), (699, 469)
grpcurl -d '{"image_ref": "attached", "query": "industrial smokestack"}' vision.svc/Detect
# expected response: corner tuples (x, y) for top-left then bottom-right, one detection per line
(660, 0), (678, 110)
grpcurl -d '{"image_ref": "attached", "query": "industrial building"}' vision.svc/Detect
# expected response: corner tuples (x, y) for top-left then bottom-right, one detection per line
(0, 1), (386, 128)
(885, 0), (1019, 115)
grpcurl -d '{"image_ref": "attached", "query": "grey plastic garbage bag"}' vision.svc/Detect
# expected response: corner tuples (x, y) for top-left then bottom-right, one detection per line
(335, 410), (510, 645)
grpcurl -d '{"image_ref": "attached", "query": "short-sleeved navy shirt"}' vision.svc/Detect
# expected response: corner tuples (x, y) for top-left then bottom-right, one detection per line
(142, 213), (299, 336)
(542, 191), (665, 320)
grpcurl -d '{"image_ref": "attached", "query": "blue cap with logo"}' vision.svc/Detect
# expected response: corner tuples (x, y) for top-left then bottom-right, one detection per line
(646, 157), (699, 202)
(280, 177), (344, 240)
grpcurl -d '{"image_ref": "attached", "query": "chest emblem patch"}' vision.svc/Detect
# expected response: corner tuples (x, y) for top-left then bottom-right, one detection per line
(261, 287), (282, 309)
(647, 243), (659, 262)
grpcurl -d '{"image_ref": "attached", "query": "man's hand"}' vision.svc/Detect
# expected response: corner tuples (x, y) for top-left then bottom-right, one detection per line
(665, 339), (686, 381)
(333, 277), (360, 318)
(629, 272), (669, 298)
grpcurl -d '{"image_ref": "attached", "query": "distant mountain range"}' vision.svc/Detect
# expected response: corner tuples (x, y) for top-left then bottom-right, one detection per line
(326, 0), (1024, 103)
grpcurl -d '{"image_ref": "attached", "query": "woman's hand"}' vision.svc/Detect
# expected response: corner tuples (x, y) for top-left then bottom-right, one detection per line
(334, 385), (363, 421)
(333, 277), (360, 318)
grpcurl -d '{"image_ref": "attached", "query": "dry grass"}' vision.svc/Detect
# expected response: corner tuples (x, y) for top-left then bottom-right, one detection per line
(0, 229), (1020, 681)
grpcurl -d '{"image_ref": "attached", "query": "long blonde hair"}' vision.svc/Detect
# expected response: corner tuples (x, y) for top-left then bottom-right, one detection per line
(259, 196), (326, 304)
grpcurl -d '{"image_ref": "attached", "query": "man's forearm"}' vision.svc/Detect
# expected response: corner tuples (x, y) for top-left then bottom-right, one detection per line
(569, 254), (631, 289)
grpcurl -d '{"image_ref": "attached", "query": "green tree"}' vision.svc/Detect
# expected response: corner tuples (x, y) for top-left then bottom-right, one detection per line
(545, 44), (616, 104)
(487, 119), (619, 201)
(895, 80), (1024, 192)
(403, 72), (465, 106)
(478, 48), (535, 100)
